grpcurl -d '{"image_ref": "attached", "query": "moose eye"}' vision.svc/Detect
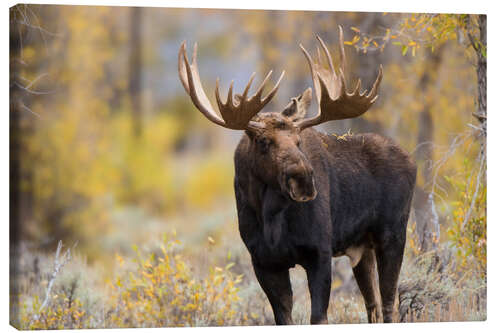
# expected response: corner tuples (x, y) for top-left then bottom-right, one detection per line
(276, 121), (286, 130)
(256, 137), (271, 154)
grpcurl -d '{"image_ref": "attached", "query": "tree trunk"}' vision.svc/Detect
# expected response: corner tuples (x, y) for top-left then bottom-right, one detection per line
(412, 46), (444, 252)
(10, 6), (23, 323)
(475, 16), (486, 118)
(129, 7), (143, 137)
(342, 12), (386, 135)
(474, 15), (486, 144)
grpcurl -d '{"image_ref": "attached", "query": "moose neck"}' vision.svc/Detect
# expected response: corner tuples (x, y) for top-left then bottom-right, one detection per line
(260, 185), (292, 249)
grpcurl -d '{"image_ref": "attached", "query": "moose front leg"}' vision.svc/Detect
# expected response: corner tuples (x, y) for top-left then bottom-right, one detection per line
(252, 262), (294, 325)
(305, 255), (332, 324)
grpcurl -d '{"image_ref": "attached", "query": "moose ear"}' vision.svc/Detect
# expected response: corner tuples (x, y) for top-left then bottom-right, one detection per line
(281, 87), (312, 121)
(245, 128), (256, 140)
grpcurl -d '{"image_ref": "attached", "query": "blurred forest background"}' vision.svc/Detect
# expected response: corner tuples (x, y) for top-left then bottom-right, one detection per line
(10, 4), (486, 328)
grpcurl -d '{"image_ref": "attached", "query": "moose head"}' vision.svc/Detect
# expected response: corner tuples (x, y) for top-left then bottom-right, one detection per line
(178, 26), (382, 203)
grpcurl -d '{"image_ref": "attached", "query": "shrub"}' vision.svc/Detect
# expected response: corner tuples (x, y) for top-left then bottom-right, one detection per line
(446, 157), (486, 277)
(21, 291), (92, 330)
(107, 234), (251, 327)
(16, 234), (261, 329)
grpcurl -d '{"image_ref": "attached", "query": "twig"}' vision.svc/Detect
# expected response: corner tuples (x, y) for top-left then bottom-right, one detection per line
(19, 101), (41, 118)
(11, 81), (57, 95)
(24, 4), (63, 38)
(411, 141), (437, 155)
(31, 241), (73, 324)
(461, 151), (485, 230)
(24, 73), (49, 90)
(429, 131), (473, 195)
(427, 192), (440, 246)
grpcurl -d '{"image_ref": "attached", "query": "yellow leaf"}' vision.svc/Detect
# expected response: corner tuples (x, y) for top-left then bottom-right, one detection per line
(115, 253), (124, 267)
(331, 278), (342, 290)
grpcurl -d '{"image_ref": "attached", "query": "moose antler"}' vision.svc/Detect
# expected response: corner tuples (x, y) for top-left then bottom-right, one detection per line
(296, 26), (383, 130)
(178, 41), (285, 130)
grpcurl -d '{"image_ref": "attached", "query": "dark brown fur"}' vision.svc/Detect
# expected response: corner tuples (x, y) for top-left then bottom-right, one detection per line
(233, 98), (416, 324)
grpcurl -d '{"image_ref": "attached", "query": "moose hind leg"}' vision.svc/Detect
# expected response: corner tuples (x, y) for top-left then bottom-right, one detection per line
(352, 249), (382, 323)
(252, 263), (293, 325)
(375, 235), (405, 323)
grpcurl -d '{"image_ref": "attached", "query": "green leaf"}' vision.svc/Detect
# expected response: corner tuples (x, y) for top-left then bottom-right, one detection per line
(402, 45), (408, 56)
(481, 46), (486, 58)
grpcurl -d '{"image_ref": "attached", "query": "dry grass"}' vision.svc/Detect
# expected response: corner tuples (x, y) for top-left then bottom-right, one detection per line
(10, 204), (486, 329)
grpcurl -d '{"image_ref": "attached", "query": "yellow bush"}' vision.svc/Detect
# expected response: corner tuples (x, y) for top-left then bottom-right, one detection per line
(446, 158), (486, 277)
(17, 234), (256, 329)
(20, 289), (92, 330)
(24, 109), (117, 245)
(107, 235), (249, 327)
(110, 113), (181, 213)
(22, 110), (184, 255)
(184, 155), (234, 210)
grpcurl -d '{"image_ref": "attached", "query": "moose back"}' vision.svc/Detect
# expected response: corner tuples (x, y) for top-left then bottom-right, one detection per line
(178, 26), (416, 324)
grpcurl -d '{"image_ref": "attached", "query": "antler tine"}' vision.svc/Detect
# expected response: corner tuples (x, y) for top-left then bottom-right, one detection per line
(215, 78), (224, 109)
(297, 26), (384, 130)
(178, 41), (189, 93)
(338, 26), (347, 79)
(316, 35), (335, 73)
(227, 80), (234, 108)
(261, 70), (285, 105)
(179, 41), (284, 130)
(353, 79), (362, 95)
(217, 70), (285, 107)
(179, 41), (226, 127)
(316, 46), (323, 69)
(241, 72), (257, 103)
(253, 70), (273, 101)
(367, 65), (383, 101)
(299, 43), (313, 73)
(299, 43), (321, 106)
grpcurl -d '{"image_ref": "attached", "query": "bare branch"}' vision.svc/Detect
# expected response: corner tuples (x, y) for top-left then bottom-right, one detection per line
(429, 131), (473, 195)
(461, 151), (486, 230)
(24, 73), (49, 89)
(11, 81), (57, 95)
(18, 101), (41, 118)
(31, 241), (74, 324)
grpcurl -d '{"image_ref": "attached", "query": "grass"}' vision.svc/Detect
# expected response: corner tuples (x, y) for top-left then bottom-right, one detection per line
(10, 204), (486, 329)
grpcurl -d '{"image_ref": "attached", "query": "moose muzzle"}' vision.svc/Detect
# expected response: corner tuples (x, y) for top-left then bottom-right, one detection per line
(281, 158), (317, 203)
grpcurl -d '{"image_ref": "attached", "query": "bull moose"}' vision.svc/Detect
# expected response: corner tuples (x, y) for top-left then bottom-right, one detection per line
(178, 26), (416, 324)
